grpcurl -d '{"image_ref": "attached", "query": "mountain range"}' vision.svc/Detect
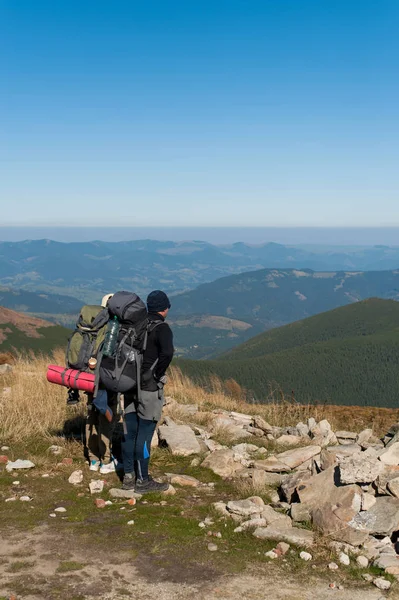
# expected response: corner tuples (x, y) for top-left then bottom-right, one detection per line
(2, 239), (399, 305)
(0, 307), (70, 354)
(177, 298), (399, 408)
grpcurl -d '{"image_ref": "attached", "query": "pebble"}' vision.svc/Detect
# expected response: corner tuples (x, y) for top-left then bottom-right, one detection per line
(208, 543), (218, 552)
(299, 551), (312, 562)
(54, 507), (67, 513)
(127, 520), (135, 525)
(48, 445), (63, 455)
(362, 574), (373, 582)
(338, 552), (350, 566)
(265, 550), (278, 559)
(12, 481), (20, 485)
(356, 555), (369, 568)
(5, 497), (17, 502)
(89, 480), (104, 494)
(0, 455), (8, 464)
(329, 583), (336, 589)
(120, 507), (126, 511)
(61, 458), (73, 466)
(68, 470), (84, 485)
(198, 522), (206, 528)
(95, 498), (106, 509)
(328, 562), (339, 571)
(373, 578), (391, 591)
(6, 459), (35, 472)
(20, 496), (32, 502)
(49, 513), (57, 518)
(276, 542), (290, 555)
(1, 446), (9, 450)
(127, 498), (136, 506)
(42, 474), (50, 478)
(104, 500), (113, 506)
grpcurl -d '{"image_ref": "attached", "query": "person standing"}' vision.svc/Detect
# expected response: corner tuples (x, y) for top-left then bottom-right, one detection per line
(121, 290), (174, 493)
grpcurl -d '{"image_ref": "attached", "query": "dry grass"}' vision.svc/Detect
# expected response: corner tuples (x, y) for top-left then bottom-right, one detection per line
(168, 367), (399, 436)
(0, 349), (85, 442)
(1, 354), (399, 443)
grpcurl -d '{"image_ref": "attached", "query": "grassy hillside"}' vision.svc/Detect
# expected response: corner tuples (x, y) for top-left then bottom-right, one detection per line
(0, 306), (70, 355)
(171, 268), (399, 357)
(177, 299), (399, 408)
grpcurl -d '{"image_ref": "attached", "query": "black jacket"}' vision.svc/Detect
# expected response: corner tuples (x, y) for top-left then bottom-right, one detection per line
(141, 312), (174, 389)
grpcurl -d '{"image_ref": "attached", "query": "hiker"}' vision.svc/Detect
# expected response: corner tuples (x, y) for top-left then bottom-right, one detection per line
(121, 290), (174, 493)
(85, 293), (119, 474)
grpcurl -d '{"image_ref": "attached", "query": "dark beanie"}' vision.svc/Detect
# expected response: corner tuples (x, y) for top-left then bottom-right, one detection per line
(147, 290), (171, 313)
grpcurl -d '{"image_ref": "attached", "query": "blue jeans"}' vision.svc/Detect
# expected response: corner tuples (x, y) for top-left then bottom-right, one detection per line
(121, 412), (157, 480)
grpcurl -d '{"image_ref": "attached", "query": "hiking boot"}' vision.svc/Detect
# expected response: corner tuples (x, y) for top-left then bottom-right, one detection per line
(122, 473), (136, 490)
(134, 476), (169, 494)
(89, 460), (101, 472)
(100, 461), (116, 475)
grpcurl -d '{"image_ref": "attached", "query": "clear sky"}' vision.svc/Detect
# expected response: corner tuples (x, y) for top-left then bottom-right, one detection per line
(1, 0), (398, 228)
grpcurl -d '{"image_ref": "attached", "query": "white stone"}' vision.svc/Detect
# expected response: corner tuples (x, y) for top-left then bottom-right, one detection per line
(89, 479), (104, 494)
(5, 497), (16, 502)
(362, 492), (377, 511)
(54, 507), (67, 513)
(208, 543), (218, 552)
(299, 551), (312, 561)
(19, 496), (32, 502)
(265, 550), (278, 559)
(356, 555), (369, 568)
(379, 442), (399, 465)
(1, 446), (10, 451)
(68, 470), (84, 485)
(127, 520), (135, 525)
(373, 578), (391, 591)
(328, 562), (339, 570)
(339, 552), (350, 566)
(158, 418), (201, 456)
(6, 459), (35, 472)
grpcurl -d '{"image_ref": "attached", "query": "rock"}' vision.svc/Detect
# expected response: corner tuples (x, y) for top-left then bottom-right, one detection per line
(95, 498), (106, 508)
(250, 469), (268, 488)
(42, 474), (50, 478)
(48, 445), (63, 455)
(207, 543), (218, 552)
(281, 471), (312, 503)
(379, 441), (399, 465)
(385, 565), (399, 576)
(227, 499), (263, 517)
(387, 476), (399, 498)
(275, 445), (321, 469)
(296, 422), (310, 437)
(374, 464), (399, 494)
(1, 446), (9, 450)
(351, 496), (399, 535)
(166, 473), (201, 487)
(373, 578), (391, 591)
(356, 555), (369, 568)
(313, 502), (368, 546)
(0, 455), (8, 464)
(151, 430), (159, 449)
(362, 493), (377, 511)
(338, 453), (384, 484)
(275, 434), (303, 447)
(265, 550), (278, 559)
(328, 562), (339, 570)
(0, 363), (12, 374)
(253, 415), (274, 434)
(373, 554), (399, 570)
(89, 480), (104, 494)
(253, 525), (314, 547)
(54, 507), (67, 513)
(232, 443), (259, 455)
(276, 541), (290, 555)
(6, 459), (35, 471)
(162, 484), (176, 496)
(339, 552), (350, 566)
(158, 419), (201, 456)
(234, 518), (267, 532)
(49, 513), (56, 518)
(307, 418), (317, 430)
(290, 503), (311, 523)
(5, 497), (16, 502)
(127, 520), (135, 525)
(68, 470), (84, 485)
(336, 431), (358, 444)
(20, 495), (32, 502)
(261, 505), (292, 528)
(356, 429), (373, 446)
(109, 488), (142, 500)
(204, 439), (225, 452)
(254, 457), (291, 473)
(202, 449), (242, 478)
(60, 458), (73, 466)
(300, 551), (312, 561)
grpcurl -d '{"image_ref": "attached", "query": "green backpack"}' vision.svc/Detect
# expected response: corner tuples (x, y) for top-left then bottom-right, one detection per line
(66, 305), (110, 372)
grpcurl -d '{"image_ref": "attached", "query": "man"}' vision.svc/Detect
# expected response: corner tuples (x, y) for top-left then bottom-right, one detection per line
(121, 290), (174, 493)
(85, 293), (118, 474)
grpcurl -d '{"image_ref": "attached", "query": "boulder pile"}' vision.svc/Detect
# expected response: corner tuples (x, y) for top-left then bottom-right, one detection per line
(159, 404), (399, 579)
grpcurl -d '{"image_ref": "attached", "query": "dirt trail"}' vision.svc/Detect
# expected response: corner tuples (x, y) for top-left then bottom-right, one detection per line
(0, 527), (390, 600)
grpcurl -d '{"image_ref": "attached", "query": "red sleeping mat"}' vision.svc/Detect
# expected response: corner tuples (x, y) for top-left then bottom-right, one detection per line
(46, 364), (95, 393)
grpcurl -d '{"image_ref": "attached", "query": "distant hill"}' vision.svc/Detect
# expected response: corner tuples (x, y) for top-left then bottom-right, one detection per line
(176, 299), (399, 408)
(171, 268), (399, 357)
(0, 307), (70, 354)
(2, 238), (399, 305)
(0, 288), (82, 314)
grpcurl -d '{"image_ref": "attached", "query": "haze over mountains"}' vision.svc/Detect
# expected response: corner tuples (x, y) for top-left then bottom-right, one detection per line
(2, 239), (399, 305)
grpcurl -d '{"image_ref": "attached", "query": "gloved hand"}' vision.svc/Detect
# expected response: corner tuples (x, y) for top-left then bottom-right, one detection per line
(158, 375), (168, 385)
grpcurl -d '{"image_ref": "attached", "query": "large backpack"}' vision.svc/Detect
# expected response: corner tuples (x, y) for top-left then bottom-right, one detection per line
(99, 291), (150, 393)
(66, 305), (110, 371)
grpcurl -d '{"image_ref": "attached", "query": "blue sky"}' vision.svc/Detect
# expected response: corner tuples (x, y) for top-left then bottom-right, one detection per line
(1, 0), (398, 227)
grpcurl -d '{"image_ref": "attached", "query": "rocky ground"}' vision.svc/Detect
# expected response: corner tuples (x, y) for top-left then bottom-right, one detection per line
(1, 395), (399, 599)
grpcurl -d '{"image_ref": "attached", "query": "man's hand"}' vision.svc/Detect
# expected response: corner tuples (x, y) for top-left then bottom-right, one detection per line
(158, 375), (168, 385)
